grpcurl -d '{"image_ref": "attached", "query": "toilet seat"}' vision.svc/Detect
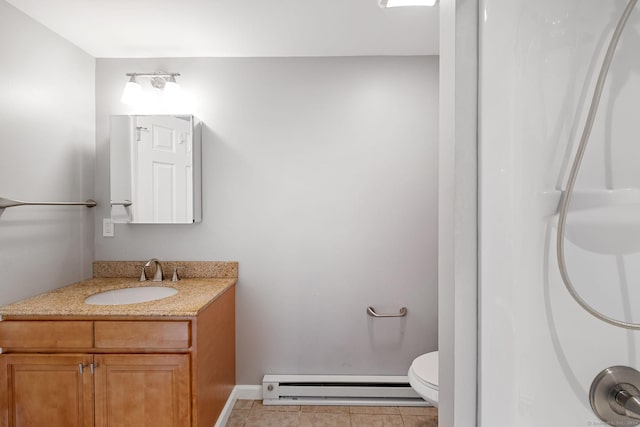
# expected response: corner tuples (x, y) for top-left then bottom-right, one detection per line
(408, 351), (439, 406)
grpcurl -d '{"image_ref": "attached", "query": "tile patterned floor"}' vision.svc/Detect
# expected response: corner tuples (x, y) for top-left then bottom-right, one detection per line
(225, 400), (438, 427)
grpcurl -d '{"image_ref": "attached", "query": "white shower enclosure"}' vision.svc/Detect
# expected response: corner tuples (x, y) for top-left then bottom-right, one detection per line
(479, 0), (640, 425)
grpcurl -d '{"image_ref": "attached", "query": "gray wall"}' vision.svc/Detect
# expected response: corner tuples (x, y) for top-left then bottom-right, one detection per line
(0, 0), (95, 305)
(95, 56), (438, 384)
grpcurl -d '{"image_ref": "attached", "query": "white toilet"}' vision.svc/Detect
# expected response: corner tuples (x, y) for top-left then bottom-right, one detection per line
(408, 351), (439, 407)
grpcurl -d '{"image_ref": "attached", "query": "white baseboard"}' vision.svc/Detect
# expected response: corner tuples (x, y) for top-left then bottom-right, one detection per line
(214, 385), (262, 427)
(234, 385), (263, 400)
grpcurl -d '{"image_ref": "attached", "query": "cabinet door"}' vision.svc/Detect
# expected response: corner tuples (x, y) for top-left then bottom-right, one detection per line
(0, 354), (94, 427)
(94, 354), (190, 427)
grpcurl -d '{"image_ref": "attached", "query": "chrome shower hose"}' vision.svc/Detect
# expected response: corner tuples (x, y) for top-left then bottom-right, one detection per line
(557, 0), (639, 329)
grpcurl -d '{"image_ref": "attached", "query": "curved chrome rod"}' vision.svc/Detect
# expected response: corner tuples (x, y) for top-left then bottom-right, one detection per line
(556, 0), (640, 329)
(367, 306), (408, 318)
(110, 200), (132, 207)
(0, 197), (97, 209)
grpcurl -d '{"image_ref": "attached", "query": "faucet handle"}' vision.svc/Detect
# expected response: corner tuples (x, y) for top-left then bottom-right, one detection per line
(136, 265), (148, 282)
(171, 267), (185, 282)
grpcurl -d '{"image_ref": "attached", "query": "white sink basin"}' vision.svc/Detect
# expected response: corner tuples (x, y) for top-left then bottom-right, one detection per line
(84, 286), (178, 305)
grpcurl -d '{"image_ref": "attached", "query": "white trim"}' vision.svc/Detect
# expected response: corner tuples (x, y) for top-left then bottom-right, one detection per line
(263, 374), (411, 384)
(439, 0), (479, 426)
(213, 385), (263, 427)
(234, 385), (263, 400)
(213, 387), (237, 427)
(264, 398), (429, 407)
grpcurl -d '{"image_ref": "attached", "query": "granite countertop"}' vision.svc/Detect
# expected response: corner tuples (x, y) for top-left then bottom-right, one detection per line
(0, 277), (236, 318)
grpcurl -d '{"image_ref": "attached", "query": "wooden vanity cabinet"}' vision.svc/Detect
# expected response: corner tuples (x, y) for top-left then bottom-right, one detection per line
(0, 285), (235, 427)
(0, 354), (190, 427)
(1, 354), (94, 427)
(94, 354), (190, 427)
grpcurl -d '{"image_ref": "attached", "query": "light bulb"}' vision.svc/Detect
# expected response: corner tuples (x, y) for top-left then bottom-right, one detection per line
(121, 76), (142, 105)
(162, 76), (181, 105)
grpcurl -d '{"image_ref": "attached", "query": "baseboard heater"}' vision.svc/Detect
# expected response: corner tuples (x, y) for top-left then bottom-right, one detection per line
(262, 375), (429, 406)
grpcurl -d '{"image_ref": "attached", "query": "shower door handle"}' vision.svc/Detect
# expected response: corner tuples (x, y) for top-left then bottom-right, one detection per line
(366, 306), (407, 318)
(590, 366), (640, 426)
(614, 389), (640, 420)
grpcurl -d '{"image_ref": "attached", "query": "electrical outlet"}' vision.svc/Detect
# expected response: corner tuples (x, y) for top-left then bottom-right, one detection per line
(103, 218), (114, 237)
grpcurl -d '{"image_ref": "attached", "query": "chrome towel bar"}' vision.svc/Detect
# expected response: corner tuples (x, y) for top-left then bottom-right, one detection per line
(0, 197), (97, 216)
(367, 306), (408, 318)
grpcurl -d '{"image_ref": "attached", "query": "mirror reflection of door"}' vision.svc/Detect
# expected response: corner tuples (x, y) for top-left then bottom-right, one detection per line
(131, 116), (193, 223)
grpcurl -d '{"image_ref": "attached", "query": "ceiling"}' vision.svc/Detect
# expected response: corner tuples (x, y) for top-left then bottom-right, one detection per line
(7, 0), (438, 58)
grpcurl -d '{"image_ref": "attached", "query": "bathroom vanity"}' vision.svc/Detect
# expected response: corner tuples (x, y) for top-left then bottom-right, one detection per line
(0, 261), (236, 427)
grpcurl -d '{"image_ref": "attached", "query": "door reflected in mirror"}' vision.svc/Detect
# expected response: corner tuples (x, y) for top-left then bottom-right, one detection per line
(110, 115), (202, 224)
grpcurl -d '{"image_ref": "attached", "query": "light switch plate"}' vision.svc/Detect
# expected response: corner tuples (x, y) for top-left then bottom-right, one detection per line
(103, 218), (114, 237)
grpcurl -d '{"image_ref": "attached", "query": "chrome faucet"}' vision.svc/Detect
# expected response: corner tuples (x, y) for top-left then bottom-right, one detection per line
(143, 258), (164, 282)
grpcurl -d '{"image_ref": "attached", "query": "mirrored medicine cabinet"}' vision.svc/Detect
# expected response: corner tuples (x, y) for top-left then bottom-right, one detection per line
(110, 114), (202, 224)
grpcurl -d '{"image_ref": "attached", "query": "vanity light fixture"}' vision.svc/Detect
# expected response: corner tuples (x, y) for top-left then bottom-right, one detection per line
(120, 72), (181, 105)
(120, 75), (142, 105)
(161, 74), (181, 104)
(379, 0), (438, 7)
